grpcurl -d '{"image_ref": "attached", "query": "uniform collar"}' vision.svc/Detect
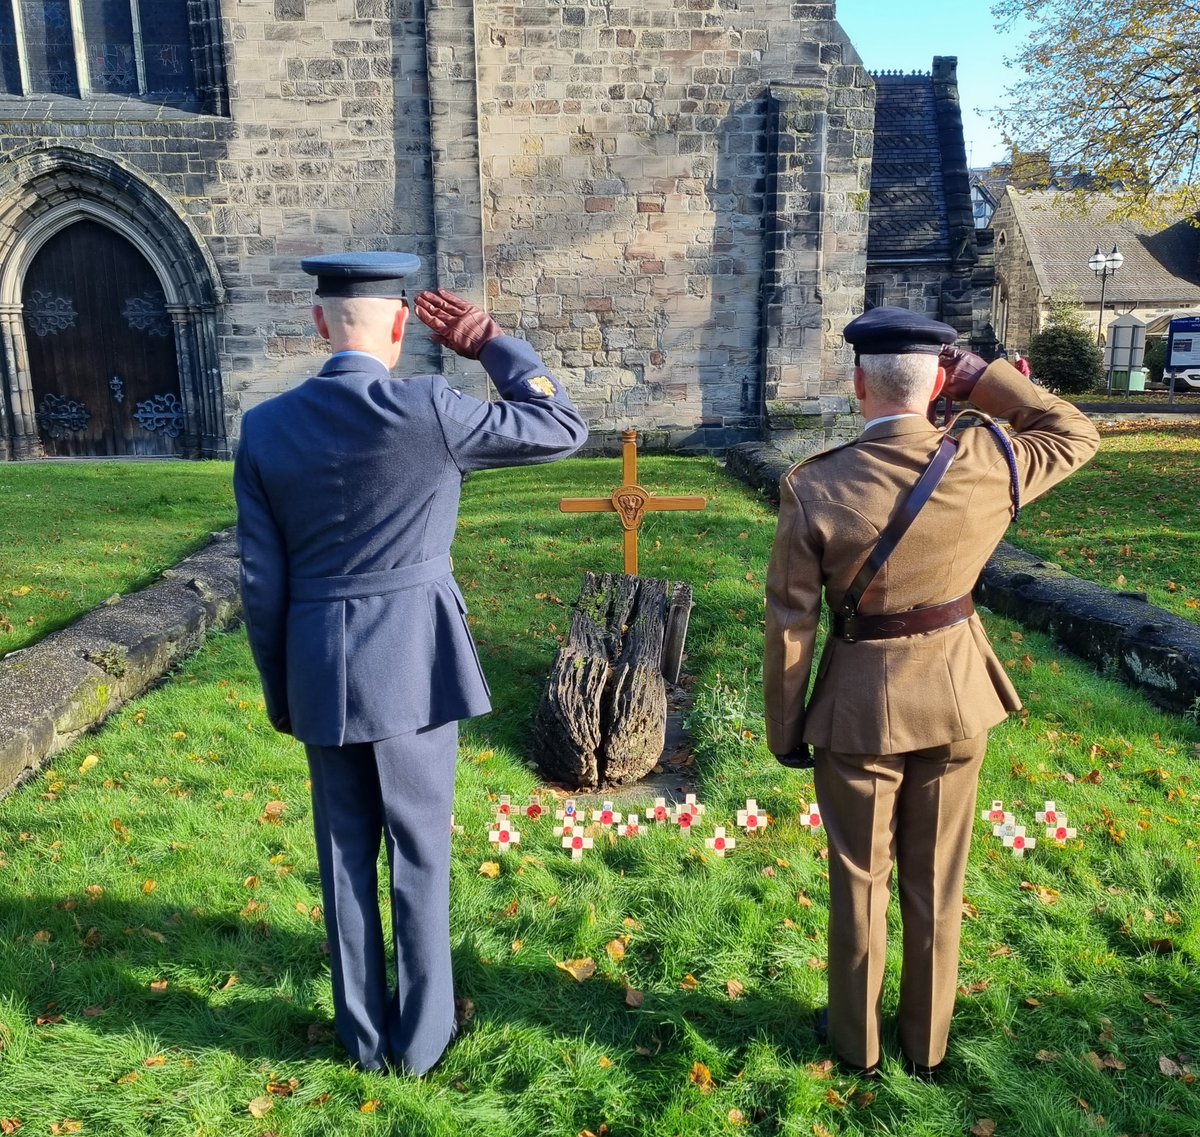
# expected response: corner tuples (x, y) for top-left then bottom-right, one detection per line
(318, 350), (392, 377)
(858, 414), (941, 442)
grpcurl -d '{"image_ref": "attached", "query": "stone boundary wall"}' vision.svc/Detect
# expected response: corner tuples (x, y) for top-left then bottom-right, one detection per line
(0, 530), (241, 798)
(724, 443), (1200, 717)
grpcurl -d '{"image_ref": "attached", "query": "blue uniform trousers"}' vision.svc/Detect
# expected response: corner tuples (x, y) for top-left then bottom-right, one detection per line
(305, 721), (458, 1074)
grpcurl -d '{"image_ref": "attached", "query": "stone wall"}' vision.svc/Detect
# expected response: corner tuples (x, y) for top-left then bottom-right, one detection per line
(990, 193), (1045, 355)
(1, 1), (878, 458)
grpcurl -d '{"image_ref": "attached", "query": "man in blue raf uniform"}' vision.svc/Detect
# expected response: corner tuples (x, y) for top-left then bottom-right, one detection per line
(233, 252), (588, 1074)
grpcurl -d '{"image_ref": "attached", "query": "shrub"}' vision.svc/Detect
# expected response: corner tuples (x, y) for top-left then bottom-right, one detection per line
(1028, 324), (1105, 394)
(1143, 337), (1167, 384)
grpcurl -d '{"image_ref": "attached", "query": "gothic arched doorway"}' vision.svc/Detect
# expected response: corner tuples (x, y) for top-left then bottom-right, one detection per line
(24, 219), (184, 457)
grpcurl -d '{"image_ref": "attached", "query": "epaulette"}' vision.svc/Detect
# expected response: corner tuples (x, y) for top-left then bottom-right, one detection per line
(784, 439), (857, 478)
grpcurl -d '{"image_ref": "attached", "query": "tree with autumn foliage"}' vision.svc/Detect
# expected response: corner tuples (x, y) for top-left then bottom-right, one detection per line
(993, 0), (1200, 219)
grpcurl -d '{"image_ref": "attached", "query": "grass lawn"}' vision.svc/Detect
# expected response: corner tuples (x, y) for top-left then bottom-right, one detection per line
(1006, 422), (1200, 624)
(0, 461), (236, 655)
(2, 457), (1199, 1137)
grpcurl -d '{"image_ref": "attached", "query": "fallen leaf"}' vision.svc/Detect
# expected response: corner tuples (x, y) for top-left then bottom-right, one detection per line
(1160, 1055), (1184, 1077)
(360, 1100), (381, 1114)
(598, 1055), (613, 1069)
(85, 885), (104, 898)
(989, 945), (1012, 958)
(31, 930), (50, 944)
(502, 899), (519, 918)
(49, 1123), (82, 1135)
(148, 980), (168, 994)
(510, 939), (524, 953)
(555, 958), (596, 983)
(247, 1097), (274, 1119)
(962, 900), (980, 920)
(478, 861), (501, 879)
(267, 1077), (300, 1097)
(622, 917), (641, 930)
(690, 1061), (714, 1093)
(680, 974), (700, 992)
(726, 978), (745, 1000)
(115, 1071), (139, 1085)
(807, 1059), (835, 1078)
(1019, 881), (1060, 904)
(78, 755), (99, 774)
(624, 986), (644, 1008)
(824, 1087), (846, 1107)
(0, 1122), (18, 1135)
(1024, 997), (1041, 1007)
(81, 1005), (106, 1018)
(813, 1125), (835, 1137)
(259, 801), (286, 825)
(35, 1015), (64, 1026)
(1035, 1049), (1060, 1062)
(970, 1121), (997, 1137)
(141, 880), (157, 895)
(1143, 992), (1168, 1006)
(143, 1056), (167, 1067)
(605, 938), (627, 963)
(796, 892), (813, 908)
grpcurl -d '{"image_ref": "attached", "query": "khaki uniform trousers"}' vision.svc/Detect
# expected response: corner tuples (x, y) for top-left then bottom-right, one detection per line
(813, 732), (987, 1069)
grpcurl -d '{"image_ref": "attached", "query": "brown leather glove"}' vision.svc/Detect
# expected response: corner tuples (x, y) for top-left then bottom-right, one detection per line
(938, 345), (989, 402)
(415, 288), (505, 360)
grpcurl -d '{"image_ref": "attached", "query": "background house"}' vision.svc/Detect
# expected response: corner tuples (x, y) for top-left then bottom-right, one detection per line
(990, 190), (1200, 354)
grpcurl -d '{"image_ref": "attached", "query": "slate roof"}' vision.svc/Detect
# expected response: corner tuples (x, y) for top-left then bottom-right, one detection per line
(1004, 190), (1200, 305)
(868, 75), (949, 260)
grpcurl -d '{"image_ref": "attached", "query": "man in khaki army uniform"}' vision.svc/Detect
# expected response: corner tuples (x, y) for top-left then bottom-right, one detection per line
(764, 307), (1100, 1078)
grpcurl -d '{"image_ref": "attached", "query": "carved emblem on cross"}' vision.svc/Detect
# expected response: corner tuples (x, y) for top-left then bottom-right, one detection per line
(559, 429), (707, 574)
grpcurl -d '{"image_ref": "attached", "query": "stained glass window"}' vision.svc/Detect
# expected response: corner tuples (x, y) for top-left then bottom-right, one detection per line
(20, 0), (78, 96)
(0, 0), (212, 108)
(0, 5), (21, 94)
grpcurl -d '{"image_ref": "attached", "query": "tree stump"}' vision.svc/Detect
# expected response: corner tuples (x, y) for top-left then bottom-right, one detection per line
(531, 572), (681, 789)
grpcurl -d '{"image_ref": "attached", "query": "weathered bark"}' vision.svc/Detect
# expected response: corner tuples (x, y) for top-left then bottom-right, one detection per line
(531, 572), (671, 788)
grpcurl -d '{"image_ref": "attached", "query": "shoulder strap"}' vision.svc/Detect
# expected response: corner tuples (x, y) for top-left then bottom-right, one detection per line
(842, 431), (959, 616)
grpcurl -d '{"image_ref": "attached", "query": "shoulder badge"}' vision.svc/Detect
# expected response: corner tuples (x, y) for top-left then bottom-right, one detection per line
(527, 375), (557, 397)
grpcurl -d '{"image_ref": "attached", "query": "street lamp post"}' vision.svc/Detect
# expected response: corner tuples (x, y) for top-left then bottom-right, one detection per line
(1088, 243), (1123, 346)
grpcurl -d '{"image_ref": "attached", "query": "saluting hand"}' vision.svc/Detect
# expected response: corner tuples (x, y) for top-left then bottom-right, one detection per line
(415, 288), (505, 360)
(938, 345), (989, 402)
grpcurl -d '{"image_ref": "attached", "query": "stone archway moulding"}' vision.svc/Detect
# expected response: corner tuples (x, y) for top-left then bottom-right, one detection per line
(0, 144), (228, 460)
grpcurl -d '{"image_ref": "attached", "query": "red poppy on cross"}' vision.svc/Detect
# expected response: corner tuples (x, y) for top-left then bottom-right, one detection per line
(800, 801), (822, 831)
(1002, 827), (1036, 857)
(561, 824), (594, 860)
(488, 820), (521, 849)
(737, 799), (767, 834)
(705, 826), (736, 857)
(675, 806), (696, 831)
(650, 797), (670, 824)
(682, 793), (705, 818)
(1035, 801), (1060, 826)
(526, 796), (544, 820)
(555, 799), (579, 825)
(981, 800), (1009, 825)
(619, 813), (641, 838)
(497, 794), (512, 817)
(591, 801), (622, 828)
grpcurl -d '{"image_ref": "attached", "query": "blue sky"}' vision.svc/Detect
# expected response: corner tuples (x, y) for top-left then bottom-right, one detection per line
(835, 0), (1027, 167)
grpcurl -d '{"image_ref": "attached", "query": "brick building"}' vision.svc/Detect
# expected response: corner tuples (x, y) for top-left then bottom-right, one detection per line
(0, 2), (975, 463)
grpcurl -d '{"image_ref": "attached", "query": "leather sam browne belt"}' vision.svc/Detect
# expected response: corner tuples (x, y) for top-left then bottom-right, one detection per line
(831, 427), (971, 644)
(830, 594), (974, 643)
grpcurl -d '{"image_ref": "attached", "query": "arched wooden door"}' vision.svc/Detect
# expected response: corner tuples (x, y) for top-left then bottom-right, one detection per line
(24, 220), (184, 457)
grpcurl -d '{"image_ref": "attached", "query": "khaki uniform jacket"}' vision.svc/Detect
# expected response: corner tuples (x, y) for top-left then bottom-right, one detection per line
(764, 360), (1101, 756)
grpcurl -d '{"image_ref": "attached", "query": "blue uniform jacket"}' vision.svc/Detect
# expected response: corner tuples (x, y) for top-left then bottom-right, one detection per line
(233, 336), (588, 746)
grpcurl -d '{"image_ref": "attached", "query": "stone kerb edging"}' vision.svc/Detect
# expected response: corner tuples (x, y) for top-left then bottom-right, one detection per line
(724, 443), (1200, 718)
(0, 529), (242, 797)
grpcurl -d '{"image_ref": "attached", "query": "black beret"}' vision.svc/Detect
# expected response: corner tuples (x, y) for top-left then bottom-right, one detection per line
(300, 252), (421, 299)
(843, 306), (958, 356)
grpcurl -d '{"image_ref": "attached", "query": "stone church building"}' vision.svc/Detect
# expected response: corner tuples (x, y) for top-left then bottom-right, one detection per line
(0, 0), (988, 462)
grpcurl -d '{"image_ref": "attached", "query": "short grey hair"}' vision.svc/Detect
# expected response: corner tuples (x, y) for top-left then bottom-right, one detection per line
(857, 352), (940, 407)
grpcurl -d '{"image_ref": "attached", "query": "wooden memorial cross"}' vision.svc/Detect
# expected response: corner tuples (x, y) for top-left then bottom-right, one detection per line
(560, 429), (707, 575)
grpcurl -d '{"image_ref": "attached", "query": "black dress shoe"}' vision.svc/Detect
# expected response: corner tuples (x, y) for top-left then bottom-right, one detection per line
(909, 1061), (941, 1083)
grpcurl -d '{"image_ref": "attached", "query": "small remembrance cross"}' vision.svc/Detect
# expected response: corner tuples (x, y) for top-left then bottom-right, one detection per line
(706, 826), (736, 857)
(489, 820), (521, 850)
(737, 799), (767, 834)
(650, 797), (670, 825)
(1002, 826), (1035, 857)
(801, 801), (823, 832)
(1037, 801), (1076, 844)
(561, 824), (594, 860)
(592, 801), (622, 829)
(619, 813), (641, 838)
(559, 429), (707, 575)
